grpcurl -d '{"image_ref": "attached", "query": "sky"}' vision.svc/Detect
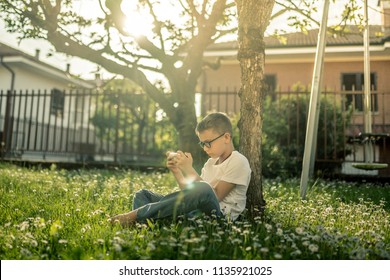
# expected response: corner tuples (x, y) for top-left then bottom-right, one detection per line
(0, 0), (383, 81)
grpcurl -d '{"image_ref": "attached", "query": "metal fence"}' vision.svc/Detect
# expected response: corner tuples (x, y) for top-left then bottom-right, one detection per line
(202, 88), (390, 177)
(0, 89), (175, 166)
(1, 88), (389, 176)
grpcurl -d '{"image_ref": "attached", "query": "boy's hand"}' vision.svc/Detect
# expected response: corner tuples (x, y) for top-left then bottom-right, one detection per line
(166, 151), (200, 188)
(175, 151), (193, 173)
(166, 151), (180, 173)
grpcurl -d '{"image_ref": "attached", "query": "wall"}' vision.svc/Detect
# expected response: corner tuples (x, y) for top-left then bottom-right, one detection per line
(0, 62), (92, 127)
(0, 63), (71, 91)
(203, 60), (390, 92)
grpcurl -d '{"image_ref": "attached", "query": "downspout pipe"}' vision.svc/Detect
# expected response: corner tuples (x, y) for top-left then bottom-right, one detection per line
(0, 56), (16, 155)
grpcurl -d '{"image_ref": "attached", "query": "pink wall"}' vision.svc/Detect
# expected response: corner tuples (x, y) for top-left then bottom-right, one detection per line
(203, 60), (390, 92)
(201, 59), (390, 128)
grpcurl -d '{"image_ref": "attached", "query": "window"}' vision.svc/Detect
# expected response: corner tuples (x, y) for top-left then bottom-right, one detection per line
(342, 73), (378, 112)
(50, 88), (65, 117)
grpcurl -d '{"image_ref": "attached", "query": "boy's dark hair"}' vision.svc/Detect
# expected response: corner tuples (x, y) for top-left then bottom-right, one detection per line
(196, 112), (233, 136)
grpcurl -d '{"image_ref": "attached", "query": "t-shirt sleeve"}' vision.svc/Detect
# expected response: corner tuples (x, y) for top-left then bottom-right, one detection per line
(221, 154), (251, 186)
(200, 158), (213, 181)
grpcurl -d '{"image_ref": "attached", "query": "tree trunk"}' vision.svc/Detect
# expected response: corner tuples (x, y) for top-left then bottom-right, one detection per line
(169, 85), (207, 171)
(235, 0), (275, 217)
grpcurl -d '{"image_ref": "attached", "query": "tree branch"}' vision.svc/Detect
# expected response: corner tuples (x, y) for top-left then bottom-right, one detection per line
(143, 0), (166, 53)
(274, 0), (320, 27)
(183, 0), (228, 88)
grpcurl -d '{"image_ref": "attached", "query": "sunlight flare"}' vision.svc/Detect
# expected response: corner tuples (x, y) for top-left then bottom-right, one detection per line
(121, 2), (154, 37)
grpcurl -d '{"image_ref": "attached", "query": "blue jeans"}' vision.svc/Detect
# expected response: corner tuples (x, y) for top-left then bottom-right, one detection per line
(133, 181), (222, 222)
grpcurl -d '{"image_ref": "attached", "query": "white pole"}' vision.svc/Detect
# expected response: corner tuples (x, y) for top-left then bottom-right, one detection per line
(363, 0), (373, 163)
(300, 0), (330, 199)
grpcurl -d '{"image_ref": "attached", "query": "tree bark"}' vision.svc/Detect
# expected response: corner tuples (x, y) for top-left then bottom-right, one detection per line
(172, 85), (208, 170)
(235, 0), (275, 217)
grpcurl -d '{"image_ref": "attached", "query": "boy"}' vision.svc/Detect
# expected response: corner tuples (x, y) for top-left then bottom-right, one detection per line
(111, 112), (251, 226)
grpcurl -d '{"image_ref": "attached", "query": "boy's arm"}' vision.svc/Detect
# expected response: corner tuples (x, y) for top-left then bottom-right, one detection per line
(170, 170), (187, 189)
(167, 152), (201, 189)
(212, 180), (235, 202)
(212, 154), (251, 202)
(171, 168), (203, 190)
(167, 153), (186, 189)
(175, 151), (203, 183)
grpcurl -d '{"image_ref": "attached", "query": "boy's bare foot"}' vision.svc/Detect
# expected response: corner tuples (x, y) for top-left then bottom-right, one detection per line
(110, 210), (137, 227)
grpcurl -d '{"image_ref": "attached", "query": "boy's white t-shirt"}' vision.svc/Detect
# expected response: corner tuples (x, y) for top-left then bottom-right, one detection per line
(200, 151), (251, 221)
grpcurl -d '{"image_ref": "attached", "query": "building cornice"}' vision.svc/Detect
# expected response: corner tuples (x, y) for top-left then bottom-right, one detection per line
(2, 55), (94, 89)
(204, 41), (390, 64)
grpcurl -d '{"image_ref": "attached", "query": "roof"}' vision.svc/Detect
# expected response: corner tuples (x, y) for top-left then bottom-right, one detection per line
(0, 42), (95, 89)
(0, 43), (27, 56)
(208, 25), (388, 51)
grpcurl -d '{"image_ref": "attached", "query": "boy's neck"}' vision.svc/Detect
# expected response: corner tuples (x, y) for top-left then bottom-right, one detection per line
(217, 145), (234, 165)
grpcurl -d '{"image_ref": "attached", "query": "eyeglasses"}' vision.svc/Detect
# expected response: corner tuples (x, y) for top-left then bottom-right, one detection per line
(198, 133), (226, 149)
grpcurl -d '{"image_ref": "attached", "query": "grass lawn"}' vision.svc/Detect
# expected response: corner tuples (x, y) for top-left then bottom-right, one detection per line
(0, 163), (389, 260)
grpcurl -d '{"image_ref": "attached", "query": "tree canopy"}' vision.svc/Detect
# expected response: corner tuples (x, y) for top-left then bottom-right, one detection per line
(0, 1), (364, 128)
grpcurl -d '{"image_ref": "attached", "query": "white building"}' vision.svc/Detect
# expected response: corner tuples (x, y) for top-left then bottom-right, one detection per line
(0, 42), (96, 162)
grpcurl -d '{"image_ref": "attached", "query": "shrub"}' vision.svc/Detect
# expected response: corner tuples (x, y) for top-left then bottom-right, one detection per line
(233, 94), (352, 178)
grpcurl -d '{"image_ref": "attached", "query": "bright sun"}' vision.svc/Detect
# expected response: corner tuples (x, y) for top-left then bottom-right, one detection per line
(121, 2), (154, 37)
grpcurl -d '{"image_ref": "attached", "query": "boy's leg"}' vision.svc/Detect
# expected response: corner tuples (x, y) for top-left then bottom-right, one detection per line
(111, 190), (181, 226)
(111, 189), (162, 226)
(132, 189), (164, 210)
(136, 181), (221, 222)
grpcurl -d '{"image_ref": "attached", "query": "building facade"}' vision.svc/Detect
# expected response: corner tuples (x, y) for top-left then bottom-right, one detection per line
(200, 2), (390, 176)
(0, 42), (96, 161)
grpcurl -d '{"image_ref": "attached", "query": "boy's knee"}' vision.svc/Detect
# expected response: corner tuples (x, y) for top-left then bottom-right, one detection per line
(133, 189), (150, 202)
(187, 181), (214, 197)
(197, 181), (213, 192)
(132, 189), (150, 210)
(134, 189), (147, 197)
(186, 181), (220, 216)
